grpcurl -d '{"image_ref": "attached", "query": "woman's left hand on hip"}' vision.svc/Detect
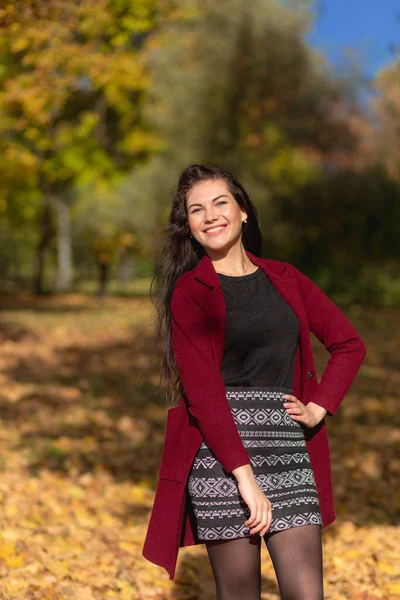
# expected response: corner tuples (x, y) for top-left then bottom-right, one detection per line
(283, 395), (327, 428)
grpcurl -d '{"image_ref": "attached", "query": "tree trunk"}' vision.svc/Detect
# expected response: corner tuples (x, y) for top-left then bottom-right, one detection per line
(98, 262), (110, 297)
(55, 198), (73, 292)
(33, 191), (55, 295)
(116, 248), (136, 282)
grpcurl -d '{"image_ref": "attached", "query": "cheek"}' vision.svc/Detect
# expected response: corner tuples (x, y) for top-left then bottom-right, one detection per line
(188, 214), (202, 232)
(222, 203), (239, 220)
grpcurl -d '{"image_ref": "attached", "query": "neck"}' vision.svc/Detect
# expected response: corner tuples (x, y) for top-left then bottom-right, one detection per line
(208, 246), (251, 276)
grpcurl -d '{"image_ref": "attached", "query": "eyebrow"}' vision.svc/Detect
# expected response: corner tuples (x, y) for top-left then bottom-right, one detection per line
(187, 194), (229, 210)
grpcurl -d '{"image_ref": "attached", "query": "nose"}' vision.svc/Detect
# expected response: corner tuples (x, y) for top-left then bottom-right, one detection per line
(204, 210), (219, 223)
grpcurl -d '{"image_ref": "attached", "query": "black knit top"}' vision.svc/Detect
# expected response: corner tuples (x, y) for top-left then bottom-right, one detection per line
(216, 266), (299, 389)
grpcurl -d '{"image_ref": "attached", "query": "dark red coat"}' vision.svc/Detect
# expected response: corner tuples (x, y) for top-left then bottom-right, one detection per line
(142, 250), (366, 580)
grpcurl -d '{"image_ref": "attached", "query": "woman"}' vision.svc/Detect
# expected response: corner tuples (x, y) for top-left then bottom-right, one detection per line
(142, 164), (366, 599)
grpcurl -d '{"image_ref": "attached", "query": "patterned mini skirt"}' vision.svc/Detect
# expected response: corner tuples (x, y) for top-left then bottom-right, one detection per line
(187, 386), (322, 541)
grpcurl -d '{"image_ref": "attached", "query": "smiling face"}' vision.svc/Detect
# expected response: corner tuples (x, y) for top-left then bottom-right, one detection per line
(185, 179), (247, 255)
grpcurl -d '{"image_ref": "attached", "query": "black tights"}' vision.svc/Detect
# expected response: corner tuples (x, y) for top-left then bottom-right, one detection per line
(205, 524), (324, 600)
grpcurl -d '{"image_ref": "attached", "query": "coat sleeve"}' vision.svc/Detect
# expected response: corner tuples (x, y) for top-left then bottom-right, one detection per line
(289, 264), (367, 417)
(170, 284), (251, 473)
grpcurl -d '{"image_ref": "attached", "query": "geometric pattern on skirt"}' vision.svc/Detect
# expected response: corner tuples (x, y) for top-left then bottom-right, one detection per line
(188, 386), (322, 541)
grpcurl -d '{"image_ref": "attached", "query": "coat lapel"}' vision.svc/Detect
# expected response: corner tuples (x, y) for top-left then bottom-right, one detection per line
(193, 250), (309, 399)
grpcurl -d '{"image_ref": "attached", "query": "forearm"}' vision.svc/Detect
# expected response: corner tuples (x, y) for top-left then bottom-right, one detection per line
(190, 406), (251, 472)
(171, 286), (251, 473)
(232, 463), (255, 482)
(291, 264), (367, 417)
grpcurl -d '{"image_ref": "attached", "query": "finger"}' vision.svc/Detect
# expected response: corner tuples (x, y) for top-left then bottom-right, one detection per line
(245, 505), (257, 527)
(250, 506), (262, 532)
(290, 414), (310, 427)
(285, 403), (301, 412)
(284, 399), (300, 409)
(284, 394), (297, 402)
(289, 411), (304, 420)
(290, 405), (307, 416)
(251, 505), (268, 534)
(258, 501), (271, 531)
(260, 506), (272, 536)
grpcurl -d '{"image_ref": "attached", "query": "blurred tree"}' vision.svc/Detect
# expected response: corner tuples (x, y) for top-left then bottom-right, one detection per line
(1, 0), (396, 301)
(72, 190), (133, 296)
(370, 58), (400, 183)
(0, 185), (42, 288)
(143, 0), (360, 238)
(275, 165), (400, 293)
(71, 160), (160, 295)
(140, 0), (400, 301)
(0, 0), (178, 293)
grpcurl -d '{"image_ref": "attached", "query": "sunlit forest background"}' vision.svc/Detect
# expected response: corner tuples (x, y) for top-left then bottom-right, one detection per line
(0, 1), (399, 599)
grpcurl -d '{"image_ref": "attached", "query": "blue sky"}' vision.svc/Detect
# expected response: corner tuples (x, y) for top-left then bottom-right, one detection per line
(306, 0), (398, 78)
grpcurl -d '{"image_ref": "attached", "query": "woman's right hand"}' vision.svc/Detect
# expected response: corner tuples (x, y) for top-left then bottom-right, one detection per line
(233, 465), (273, 537)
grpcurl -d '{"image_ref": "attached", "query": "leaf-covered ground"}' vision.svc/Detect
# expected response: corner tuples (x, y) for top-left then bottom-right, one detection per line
(0, 294), (398, 600)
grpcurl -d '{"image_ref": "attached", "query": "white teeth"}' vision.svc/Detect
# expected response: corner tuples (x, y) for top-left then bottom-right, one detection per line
(205, 225), (226, 233)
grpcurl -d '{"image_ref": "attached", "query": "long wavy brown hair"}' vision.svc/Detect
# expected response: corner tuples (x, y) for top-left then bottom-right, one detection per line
(150, 163), (263, 404)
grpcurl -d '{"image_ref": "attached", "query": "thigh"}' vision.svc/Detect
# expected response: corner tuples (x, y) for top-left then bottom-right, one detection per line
(263, 524), (324, 600)
(206, 535), (262, 600)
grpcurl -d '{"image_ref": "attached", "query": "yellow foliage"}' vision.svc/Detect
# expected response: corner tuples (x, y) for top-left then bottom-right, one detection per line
(0, 224), (396, 597)
(0, 0), (165, 196)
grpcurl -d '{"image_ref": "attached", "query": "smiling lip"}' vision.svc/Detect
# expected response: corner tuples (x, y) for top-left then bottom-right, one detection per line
(203, 224), (228, 235)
